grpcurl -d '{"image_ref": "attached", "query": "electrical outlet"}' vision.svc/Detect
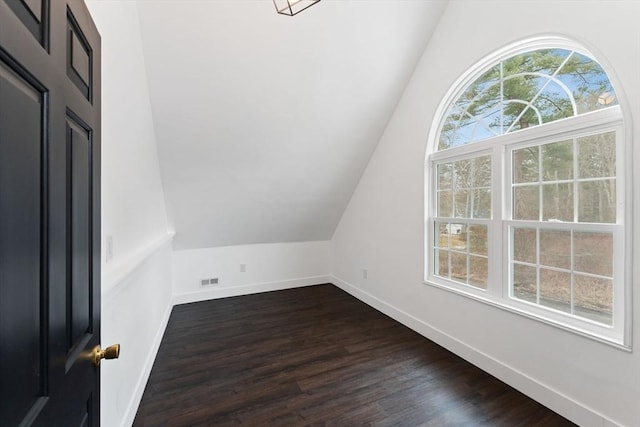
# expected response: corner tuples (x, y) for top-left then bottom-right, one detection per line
(106, 236), (114, 263)
(240, 264), (246, 273)
(362, 269), (368, 279)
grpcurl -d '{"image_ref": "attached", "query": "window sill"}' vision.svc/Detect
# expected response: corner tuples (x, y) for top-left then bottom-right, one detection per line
(422, 278), (631, 351)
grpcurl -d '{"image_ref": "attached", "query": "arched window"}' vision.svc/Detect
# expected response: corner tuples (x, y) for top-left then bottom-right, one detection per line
(426, 40), (628, 346)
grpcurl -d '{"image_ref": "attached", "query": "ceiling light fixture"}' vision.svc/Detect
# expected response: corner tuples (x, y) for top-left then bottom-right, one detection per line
(273, 0), (321, 16)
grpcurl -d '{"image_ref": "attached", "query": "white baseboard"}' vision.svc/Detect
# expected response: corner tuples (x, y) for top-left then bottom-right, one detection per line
(172, 275), (331, 306)
(120, 299), (173, 427)
(119, 275), (617, 427)
(330, 275), (620, 427)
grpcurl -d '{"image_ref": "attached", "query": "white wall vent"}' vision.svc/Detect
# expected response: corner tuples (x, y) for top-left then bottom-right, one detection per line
(200, 277), (219, 287)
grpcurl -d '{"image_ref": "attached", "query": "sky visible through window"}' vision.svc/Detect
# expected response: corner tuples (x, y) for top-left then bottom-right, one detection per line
(431, 46), (622, 333)
(439, 49), (617, 150)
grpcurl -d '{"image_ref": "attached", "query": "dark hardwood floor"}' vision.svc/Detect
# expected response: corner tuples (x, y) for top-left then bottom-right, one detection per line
(133, 284), (575, 426)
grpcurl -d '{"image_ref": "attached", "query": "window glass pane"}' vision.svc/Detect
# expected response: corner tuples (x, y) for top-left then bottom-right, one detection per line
(453, 160), (471, 218)
(439, 121), (458, 151)
(437, 49), (618, 151)
(542, 140), (573, 181)
(473, 156), (492, 188)
(513, 227), (536, 264)
(555, 52), (618, 114)
(440, 111), (498, 150)
(467, 101), (501, 132)
(435, 222), (451, 249)
(459, 68), (500, 114)
(574, 274), (613, 325)
(513, 146), (539, 183)
(502, 71), (568, 132)
(468, 225), (488, 256)
(435, 249), (450, 278)
(454, 190), (471, 218)
(438, 113), (466, 150)
(469, 256), (488, 289)
(454, 159), (472, 188)
(475, 64), (501, 87)
(578, 132), (616, 179)
(437, 190), (453, 217)
(542, 183), (573, 222)
(440, 65), (501, 147)
(472, 189), (491, 219)
(468, 64), (501, 95)
(449, 224), (467, 251)
(471, 109), (501, 142)
(514, 185), (539, 220)
(539, 268), (571, 313)
(441, 120), (475, 150)
(539, 229), (571, 269)
(470, 155), (492, 219)
(432, 45), (622, 343)
(437, 163), (452, 190)
(503, 49), (569, 77)
(574, 232), (613, 277)
(503, 99), (537, 133)
(513, 263), (537, 303)
(578, 180), (616, 223)
(450, 252), (467, 283)
(532, 82), (574, 123)
(509, 102), (542, 132)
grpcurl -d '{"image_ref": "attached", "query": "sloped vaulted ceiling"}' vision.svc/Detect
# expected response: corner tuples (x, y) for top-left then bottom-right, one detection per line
(136, 0), (448, 250)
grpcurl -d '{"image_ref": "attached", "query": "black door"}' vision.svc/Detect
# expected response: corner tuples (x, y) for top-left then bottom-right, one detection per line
(0, 0), (102, 425)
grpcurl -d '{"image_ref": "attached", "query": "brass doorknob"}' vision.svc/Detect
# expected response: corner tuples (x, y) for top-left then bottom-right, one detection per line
(93, 344), (120, 366)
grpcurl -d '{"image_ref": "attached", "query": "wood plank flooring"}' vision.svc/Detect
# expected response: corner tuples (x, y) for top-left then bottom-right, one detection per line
(133, 284), (575, 426)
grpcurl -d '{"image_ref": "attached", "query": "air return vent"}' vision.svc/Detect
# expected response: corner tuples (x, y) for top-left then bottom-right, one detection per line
(200, 278), (219, 287)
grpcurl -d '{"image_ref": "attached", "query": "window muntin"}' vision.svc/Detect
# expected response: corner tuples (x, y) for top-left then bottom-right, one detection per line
(507, 129), (618, 327)
(438, 49), (618, 151)
(427, 44), (626, 345)
(435, 221), (490, 289)
(434, 155), (491, 289)
(436, 156), (491, 219)
(511, 131), (616, 223)
(510, 226), (614, 325)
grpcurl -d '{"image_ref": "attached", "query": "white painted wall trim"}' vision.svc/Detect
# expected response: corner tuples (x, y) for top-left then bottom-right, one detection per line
(102, 231), (175, 300)
(330, 275), (621, 427)
(172, 275), (331, 306)
(119, 298), (173, 427)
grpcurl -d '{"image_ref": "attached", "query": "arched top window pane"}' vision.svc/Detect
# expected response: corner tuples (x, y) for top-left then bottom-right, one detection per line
(438, 49), (618, 151)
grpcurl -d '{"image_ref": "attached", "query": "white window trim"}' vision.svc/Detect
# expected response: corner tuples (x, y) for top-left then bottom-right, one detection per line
(424, 37), (633, 350)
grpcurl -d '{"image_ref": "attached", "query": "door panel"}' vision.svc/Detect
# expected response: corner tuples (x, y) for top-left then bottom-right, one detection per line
(67, 10), (92, 101)
(3, 0), (50, 48)
(66, 115), (93, 356)
(0, 54), (47, 427)
(5, 0), (50, 49)
(0, 0), (101, 425)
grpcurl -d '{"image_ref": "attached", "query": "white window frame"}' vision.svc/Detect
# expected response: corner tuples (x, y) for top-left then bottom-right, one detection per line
(424, 38), (632, 349)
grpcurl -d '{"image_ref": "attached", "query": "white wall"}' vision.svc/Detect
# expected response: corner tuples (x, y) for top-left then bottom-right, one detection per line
(100, 244), (172, 427)
(85, 2), (173, 426)
(85, 0), (640, 425)
(136, 1), (448, 250)
(88, 1), (170, 272)
(331, 1), (640, 426)
(173, 241), (331, 304)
